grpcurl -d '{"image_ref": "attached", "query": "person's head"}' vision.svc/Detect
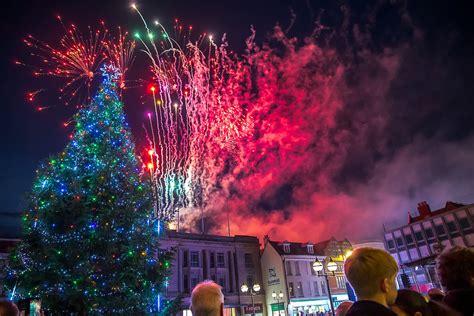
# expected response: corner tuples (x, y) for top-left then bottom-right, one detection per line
(390, 289), (431, 316)
(191, 280), (224, 316)
(335, 301), (353, 316)
(0, 301), (19, 316)
(436, 246), (474, 291)
(427, 288), (444, 302)
(344, 247), (399, 305)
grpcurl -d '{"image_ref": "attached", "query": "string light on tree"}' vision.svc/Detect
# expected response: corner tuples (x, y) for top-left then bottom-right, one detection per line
(5, 64), (176, 315)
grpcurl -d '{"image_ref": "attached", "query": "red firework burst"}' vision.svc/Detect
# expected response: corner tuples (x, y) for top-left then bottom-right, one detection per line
(18, 16), (135, 107)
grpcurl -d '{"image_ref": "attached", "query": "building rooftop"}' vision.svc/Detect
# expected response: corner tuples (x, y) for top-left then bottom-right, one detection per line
(164, 230), (260, 244)
(266, 237), (351, 257)
(408, 201), (465, 224)
(384, 200), (470, 232)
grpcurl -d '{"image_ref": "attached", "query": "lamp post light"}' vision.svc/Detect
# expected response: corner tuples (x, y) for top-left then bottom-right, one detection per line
(241, 283), (261, 316)
(272, 291), (285, 316)
(313, 258), (338, 316)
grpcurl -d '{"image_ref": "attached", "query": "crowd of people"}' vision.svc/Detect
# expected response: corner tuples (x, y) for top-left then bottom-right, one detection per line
(338, 246), (473, 316)
(184, 246), (473, 316)
(0, 246), (472, 315)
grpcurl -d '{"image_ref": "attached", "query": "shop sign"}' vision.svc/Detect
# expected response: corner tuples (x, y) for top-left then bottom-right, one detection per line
(244, 303), (263, 314)
(271, 302), (285, 311)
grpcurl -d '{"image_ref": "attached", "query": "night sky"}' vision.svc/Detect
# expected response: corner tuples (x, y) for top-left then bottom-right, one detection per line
(1, 0), (474, 242)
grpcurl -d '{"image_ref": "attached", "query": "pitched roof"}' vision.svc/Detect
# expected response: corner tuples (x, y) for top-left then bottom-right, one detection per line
(268, 238), (350, 257)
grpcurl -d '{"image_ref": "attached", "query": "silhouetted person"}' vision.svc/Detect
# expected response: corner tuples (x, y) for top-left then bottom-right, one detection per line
(336, 301), (353, 316)
(0, 301), (19, 316)
(427, 288), (444, 302)
(344, 247), (398, 316)
(391, 289), (432, 316)
(436, 246), (474, 316)
(191, 280), (224, 316)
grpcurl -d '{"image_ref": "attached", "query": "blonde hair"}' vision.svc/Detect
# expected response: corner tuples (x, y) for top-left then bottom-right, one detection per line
(344, 247), (398, 298)
(191, 280), (224, 316)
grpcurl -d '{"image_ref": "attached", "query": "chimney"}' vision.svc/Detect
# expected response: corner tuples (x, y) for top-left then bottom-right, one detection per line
(263, 235), (270, 245)
(417, 201), (431, 218)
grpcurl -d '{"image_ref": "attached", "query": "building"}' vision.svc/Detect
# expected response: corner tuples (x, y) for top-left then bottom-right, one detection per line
(383, 201), (474, 292)
(261, 236), (352, 316)
(0, 238), (20, 294)
(160, 231), (265, 316)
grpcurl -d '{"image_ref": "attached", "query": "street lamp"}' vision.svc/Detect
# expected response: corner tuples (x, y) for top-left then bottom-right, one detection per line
(313, 258), (338, 316)
(272, 291), (285, 316)
(241, 283), (261, 316)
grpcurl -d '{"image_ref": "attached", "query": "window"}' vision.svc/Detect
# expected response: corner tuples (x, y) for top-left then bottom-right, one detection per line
(459, 217), (471, 230)
(387, 239), (395, 249)
(218, 276), (226, 290)
(446, 221), (460, 237)
(310, 262), (316, 275)
(286, 261), (292, 275)
(283, 243), (290, 253)
(336, 276), (346, 289)
(435, 224), (446, 236)
(289, 282), (295, 297)
(295, 261), (301, 275)
(307, 244), (314, 254)
(424, 228), (435, 240)
(405, 234), (414, 245)
(415, 231), (424, 241)
(244, 253), (254, 268)
(190, 251), (199, 267)
(297, 282), (304, 297)
(211, 275), (216, 282)
(313, 281), (319, 296)
(210, 252), (215, 268)
(217, 252), (225, 268)
(183, 250), (189, 267)
(184, 274), (189, 293)
(396, 237), (404, 247)
(320, 281), (326, 295)
(191, 275), (200, 289)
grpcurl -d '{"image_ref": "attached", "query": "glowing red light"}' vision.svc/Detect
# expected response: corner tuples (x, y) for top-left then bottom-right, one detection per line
(148, 84), (157, 93)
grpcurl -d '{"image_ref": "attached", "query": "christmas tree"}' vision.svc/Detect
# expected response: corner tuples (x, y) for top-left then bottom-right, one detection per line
(6, 64), (173, 314)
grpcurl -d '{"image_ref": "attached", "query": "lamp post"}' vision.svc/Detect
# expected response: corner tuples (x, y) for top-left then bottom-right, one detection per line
(313, 258), (338, 316)
(241, 283), (261, 316)
(272, 291), (285, 316)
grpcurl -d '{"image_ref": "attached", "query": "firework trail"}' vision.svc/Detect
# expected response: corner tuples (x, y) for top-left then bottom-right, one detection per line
(132, 4), (249, 228)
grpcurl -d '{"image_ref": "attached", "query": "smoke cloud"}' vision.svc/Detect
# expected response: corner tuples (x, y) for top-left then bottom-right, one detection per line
(179, 2), (474, 243)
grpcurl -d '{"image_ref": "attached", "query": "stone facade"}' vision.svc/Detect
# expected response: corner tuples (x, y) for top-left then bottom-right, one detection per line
(160, 231), (265, 316)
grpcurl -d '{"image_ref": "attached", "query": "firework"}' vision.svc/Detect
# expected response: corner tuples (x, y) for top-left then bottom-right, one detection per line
(19, 16), (135, 106)
(132, 5), (250, 228)
(104, 26), (136, 89)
